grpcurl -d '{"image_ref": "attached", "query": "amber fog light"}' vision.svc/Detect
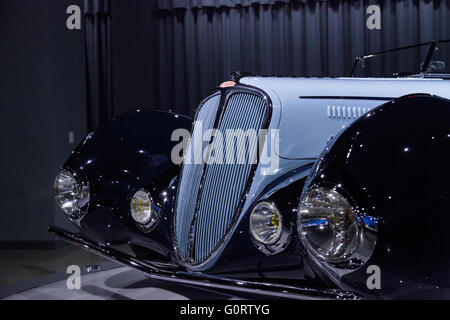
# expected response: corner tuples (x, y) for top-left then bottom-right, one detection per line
(130, 189), (158, 228)
(250, 201), (283, 245)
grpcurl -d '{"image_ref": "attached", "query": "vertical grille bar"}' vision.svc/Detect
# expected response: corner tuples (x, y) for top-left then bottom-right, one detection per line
(194, 93), (267, 263)
(174, 90), (269, 265)
(174, 94), (221, 261)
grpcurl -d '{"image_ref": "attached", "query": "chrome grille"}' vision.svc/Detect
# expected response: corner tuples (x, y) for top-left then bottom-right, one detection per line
(174, 90), (269, 265)
(175, 94), (221, 260)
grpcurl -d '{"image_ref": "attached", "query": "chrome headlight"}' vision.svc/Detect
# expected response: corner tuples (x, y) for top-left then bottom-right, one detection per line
(130, 189), (158, 229)
(298, 187), (360, 263)
(54, 169), (90, 219)
(250, 201), (283, 245)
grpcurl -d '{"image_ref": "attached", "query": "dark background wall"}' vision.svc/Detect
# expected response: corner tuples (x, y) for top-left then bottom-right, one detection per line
(111, 0), (159, 115)
(0, 0), (449, 245)
(0, 0), (86, 245)
(114, 0), (450, 116)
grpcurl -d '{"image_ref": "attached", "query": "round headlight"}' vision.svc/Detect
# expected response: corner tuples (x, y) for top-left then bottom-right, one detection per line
(130, 189), (158, 227)
(250, 201), (283, 245)
(298, 187), (360, 263)
(54, 169), (90, 219)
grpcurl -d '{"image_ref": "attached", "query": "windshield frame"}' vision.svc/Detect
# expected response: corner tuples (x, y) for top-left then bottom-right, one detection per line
(350, 39), (450, 78)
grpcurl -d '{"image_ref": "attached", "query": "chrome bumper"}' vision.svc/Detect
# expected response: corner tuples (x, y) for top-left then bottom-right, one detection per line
(48, 226), (360, 300)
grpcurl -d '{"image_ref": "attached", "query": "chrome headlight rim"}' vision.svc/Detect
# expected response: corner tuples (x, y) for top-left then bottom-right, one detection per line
(250, 201), (283, 245)
(54, 168), (90, 220)
(249, 201), (291, 255)
(298, 183), (377, 271)
(130, 188), (159, 232)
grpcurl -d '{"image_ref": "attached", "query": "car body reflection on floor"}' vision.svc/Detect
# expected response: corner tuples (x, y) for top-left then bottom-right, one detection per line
(3, 266), (246, 300)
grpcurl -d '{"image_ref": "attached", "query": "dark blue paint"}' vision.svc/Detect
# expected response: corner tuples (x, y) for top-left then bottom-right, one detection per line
(63, 109), (191, 259)
(304, 94), (450, 299)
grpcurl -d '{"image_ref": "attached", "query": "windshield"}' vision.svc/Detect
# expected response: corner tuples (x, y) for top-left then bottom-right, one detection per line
(351, 40), (450, 78)
(429, 42), (450, 74)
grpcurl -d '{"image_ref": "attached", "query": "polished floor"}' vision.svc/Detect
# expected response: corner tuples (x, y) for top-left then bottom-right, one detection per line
(3, 266), (241, 300)
(0, 245), (106, 289)
(0, 244), (249, 300)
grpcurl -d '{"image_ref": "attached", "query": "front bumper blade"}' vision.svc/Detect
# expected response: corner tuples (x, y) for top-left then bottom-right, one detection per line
(48, 226), (360, 300)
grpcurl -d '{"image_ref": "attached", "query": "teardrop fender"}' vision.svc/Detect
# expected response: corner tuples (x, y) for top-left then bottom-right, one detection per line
(302, 94), (450, 298)
(62, 109), (192, 256)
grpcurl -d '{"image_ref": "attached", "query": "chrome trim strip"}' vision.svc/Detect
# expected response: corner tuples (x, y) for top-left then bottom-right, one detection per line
(327, 105), (373, 120)
(300, 96), (394, 101)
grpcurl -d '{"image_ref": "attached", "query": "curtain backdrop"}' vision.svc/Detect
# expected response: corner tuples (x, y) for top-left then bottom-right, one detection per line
(154, 0), (450, 115)
(84, 0), (114, 131)
(157, 0), (315, 10)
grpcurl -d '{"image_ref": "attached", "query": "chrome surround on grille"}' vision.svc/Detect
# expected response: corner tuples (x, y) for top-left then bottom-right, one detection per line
(172, 84), (272, 270)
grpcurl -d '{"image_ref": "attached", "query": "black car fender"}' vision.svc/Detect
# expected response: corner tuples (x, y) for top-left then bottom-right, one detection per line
(62, 109), (192, 258)
(302, 94), (450, 299)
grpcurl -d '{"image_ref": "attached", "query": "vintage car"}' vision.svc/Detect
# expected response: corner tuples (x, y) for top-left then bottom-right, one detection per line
(51, 40), (450, 299)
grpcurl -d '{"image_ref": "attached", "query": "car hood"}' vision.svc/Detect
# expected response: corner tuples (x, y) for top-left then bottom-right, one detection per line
(240, 77), (450, 159)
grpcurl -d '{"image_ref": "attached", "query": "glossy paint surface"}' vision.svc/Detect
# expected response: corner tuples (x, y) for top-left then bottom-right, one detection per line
(241, 77), (450, 159)
(53, 78), (450, 299)
(171, 84), (317, 272)
(209, 165), (332, 289)
(63, 109), (191, 258)
(303, 94), (450, 298)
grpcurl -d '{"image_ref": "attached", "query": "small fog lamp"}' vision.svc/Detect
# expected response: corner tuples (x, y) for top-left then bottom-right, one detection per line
(250, 201), (283, 245)
(130, 189), (158, 227)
